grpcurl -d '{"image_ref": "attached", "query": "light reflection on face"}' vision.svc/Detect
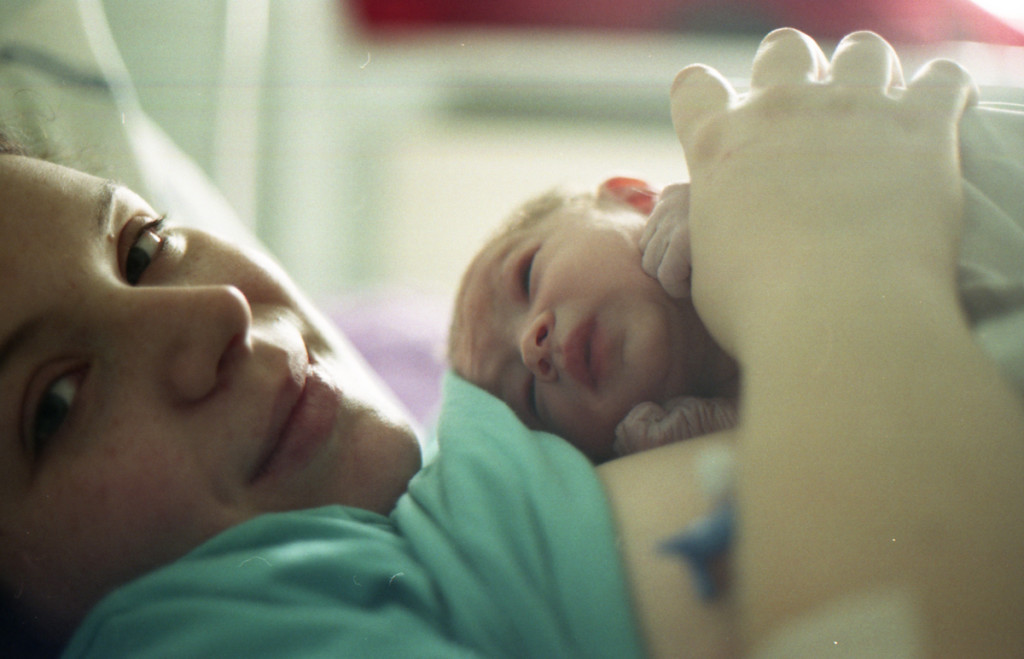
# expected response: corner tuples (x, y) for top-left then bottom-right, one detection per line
(0, 156), (421, 639)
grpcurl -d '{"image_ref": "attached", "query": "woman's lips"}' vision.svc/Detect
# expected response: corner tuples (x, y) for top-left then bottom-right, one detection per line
(252, 364), (338, 484)
(562, 318), (604, 391)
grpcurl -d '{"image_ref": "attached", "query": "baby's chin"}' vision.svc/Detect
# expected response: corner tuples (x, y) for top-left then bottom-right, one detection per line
(583, 381), (682, 461)
(558, 407), (630, 463)
(541, 378), (667, 462)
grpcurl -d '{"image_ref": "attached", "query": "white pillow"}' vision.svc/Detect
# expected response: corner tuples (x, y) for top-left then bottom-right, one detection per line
(0, 0), (423, 444)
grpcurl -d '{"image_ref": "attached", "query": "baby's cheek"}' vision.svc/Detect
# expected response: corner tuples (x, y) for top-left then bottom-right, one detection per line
(548, 398), (622, 462)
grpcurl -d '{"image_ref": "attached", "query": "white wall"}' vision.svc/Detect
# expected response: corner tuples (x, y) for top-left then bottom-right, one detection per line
(99, 0), (753, 299)
(100, 0), (1024, 301)
(103, 0), (227, 177)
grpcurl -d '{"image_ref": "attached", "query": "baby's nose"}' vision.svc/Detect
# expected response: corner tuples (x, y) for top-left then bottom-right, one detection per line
(520, 311), (557, 382)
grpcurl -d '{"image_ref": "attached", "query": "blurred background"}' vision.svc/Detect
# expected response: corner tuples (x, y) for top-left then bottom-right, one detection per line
(100, 0), (1024, 302)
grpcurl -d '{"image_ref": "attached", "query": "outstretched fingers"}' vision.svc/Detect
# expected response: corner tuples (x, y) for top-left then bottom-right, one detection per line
(904, 58), (978, 129)
(749, 28), (828, 89)
(829, 31), (905, 90)
(670, 64), (736, 159)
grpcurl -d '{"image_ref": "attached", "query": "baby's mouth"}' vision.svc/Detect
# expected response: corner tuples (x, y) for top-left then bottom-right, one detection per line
(563, 318), (599, 390)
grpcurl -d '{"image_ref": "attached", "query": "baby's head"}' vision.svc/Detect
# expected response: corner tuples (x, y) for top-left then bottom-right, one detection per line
(448, 178), (736, 462)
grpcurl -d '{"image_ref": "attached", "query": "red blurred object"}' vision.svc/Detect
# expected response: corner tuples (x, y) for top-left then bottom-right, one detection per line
(350, 0), (1024, 45)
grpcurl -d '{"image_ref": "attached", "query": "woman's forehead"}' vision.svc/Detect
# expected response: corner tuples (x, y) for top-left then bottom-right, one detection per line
(0, 157), (157, 245)
(0, 156), (105, 224)
(0, 153), (100, 185)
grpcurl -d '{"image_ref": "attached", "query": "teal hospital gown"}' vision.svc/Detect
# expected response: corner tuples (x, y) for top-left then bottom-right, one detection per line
(62, 373), (645, 658)
(959, 102), (1024, 393)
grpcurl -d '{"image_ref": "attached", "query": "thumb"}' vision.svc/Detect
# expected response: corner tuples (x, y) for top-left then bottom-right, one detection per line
(670, 64), (736, 164)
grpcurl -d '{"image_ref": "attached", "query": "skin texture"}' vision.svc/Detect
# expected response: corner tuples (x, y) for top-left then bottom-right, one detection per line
(601, 28), (1023, 657)
(449, 198), (737, 461)
(0, 156), (422, 641)
(2, 27), (1020, 659)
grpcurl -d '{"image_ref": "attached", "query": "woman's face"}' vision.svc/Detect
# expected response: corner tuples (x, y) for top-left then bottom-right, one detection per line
(0, 156), (421, 637)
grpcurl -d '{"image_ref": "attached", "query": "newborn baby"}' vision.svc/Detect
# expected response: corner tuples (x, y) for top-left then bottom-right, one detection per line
(446, 177), (739, 462)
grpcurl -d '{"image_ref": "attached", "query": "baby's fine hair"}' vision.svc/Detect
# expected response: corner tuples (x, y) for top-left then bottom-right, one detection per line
(493, 188), (582, 242)
(446, 187), (597, 368)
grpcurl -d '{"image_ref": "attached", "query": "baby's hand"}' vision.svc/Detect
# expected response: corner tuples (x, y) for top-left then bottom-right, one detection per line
(613, 396), (738, 456)
(640, 183), (692, 298)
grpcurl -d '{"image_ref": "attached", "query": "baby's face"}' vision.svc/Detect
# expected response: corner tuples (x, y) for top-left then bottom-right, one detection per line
(0, 156), (421, 638)
(450, 201), (733, 461)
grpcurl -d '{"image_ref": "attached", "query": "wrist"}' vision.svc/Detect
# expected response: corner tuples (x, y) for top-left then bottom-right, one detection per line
(712, 248), (961, 360)
(731, 257), (1024, 654)
(750, 275), (959, 369)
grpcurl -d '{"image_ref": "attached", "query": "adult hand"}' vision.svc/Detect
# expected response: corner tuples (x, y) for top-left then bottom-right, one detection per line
(671, 29), (977, 355)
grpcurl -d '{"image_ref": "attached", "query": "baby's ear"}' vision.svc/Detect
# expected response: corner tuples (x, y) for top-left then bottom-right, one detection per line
(597, 177), (660, 215)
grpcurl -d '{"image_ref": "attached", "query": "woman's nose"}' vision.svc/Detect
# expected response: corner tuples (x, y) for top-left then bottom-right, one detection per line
(519, 310), (557, 382)
(119, 285), (252, 402)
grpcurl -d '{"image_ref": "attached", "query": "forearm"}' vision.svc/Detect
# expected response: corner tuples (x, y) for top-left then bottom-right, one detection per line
(733, 275), (1024, 657)
(599, 432), (740, 658)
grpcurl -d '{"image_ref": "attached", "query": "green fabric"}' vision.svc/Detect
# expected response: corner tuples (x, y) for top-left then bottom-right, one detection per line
(63, 372), (644, 658)
(959, 103), (1024, 393)
(395, 372), (643, 658)
(64, 508), (472, 658)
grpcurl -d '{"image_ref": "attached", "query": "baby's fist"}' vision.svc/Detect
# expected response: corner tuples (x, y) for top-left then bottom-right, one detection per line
(614, 395), (738, 456)
(640, 183), (693, 298)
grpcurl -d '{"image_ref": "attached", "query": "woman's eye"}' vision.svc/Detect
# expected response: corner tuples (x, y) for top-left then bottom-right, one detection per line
(125, 217), (166, 285)
(31, 374), (79, 454)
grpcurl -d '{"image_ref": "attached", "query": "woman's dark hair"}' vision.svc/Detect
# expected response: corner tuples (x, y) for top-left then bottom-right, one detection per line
(0, 598), (59, 659)
(0, 128), (60, 656)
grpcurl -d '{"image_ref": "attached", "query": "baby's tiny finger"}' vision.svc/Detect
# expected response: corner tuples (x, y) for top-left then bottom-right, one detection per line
(905, 58), (978, 127)
(829, 31), (904, 90)
(639, 216), (657, 251)
(642, 183), (689, 250)
(670, 64), (735, 154)
(641, 221), (671, 279)
(749, 28), (828, 89)
(656, 227), (692, 298)
(614, 401), (668, 456)
(640, 202), (667, 251)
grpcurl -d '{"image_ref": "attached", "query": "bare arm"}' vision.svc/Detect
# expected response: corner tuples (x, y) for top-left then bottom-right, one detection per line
(600, 29), (1024, 658)
(735, 242), (1024, 657)
(600, 431), (739, 658)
